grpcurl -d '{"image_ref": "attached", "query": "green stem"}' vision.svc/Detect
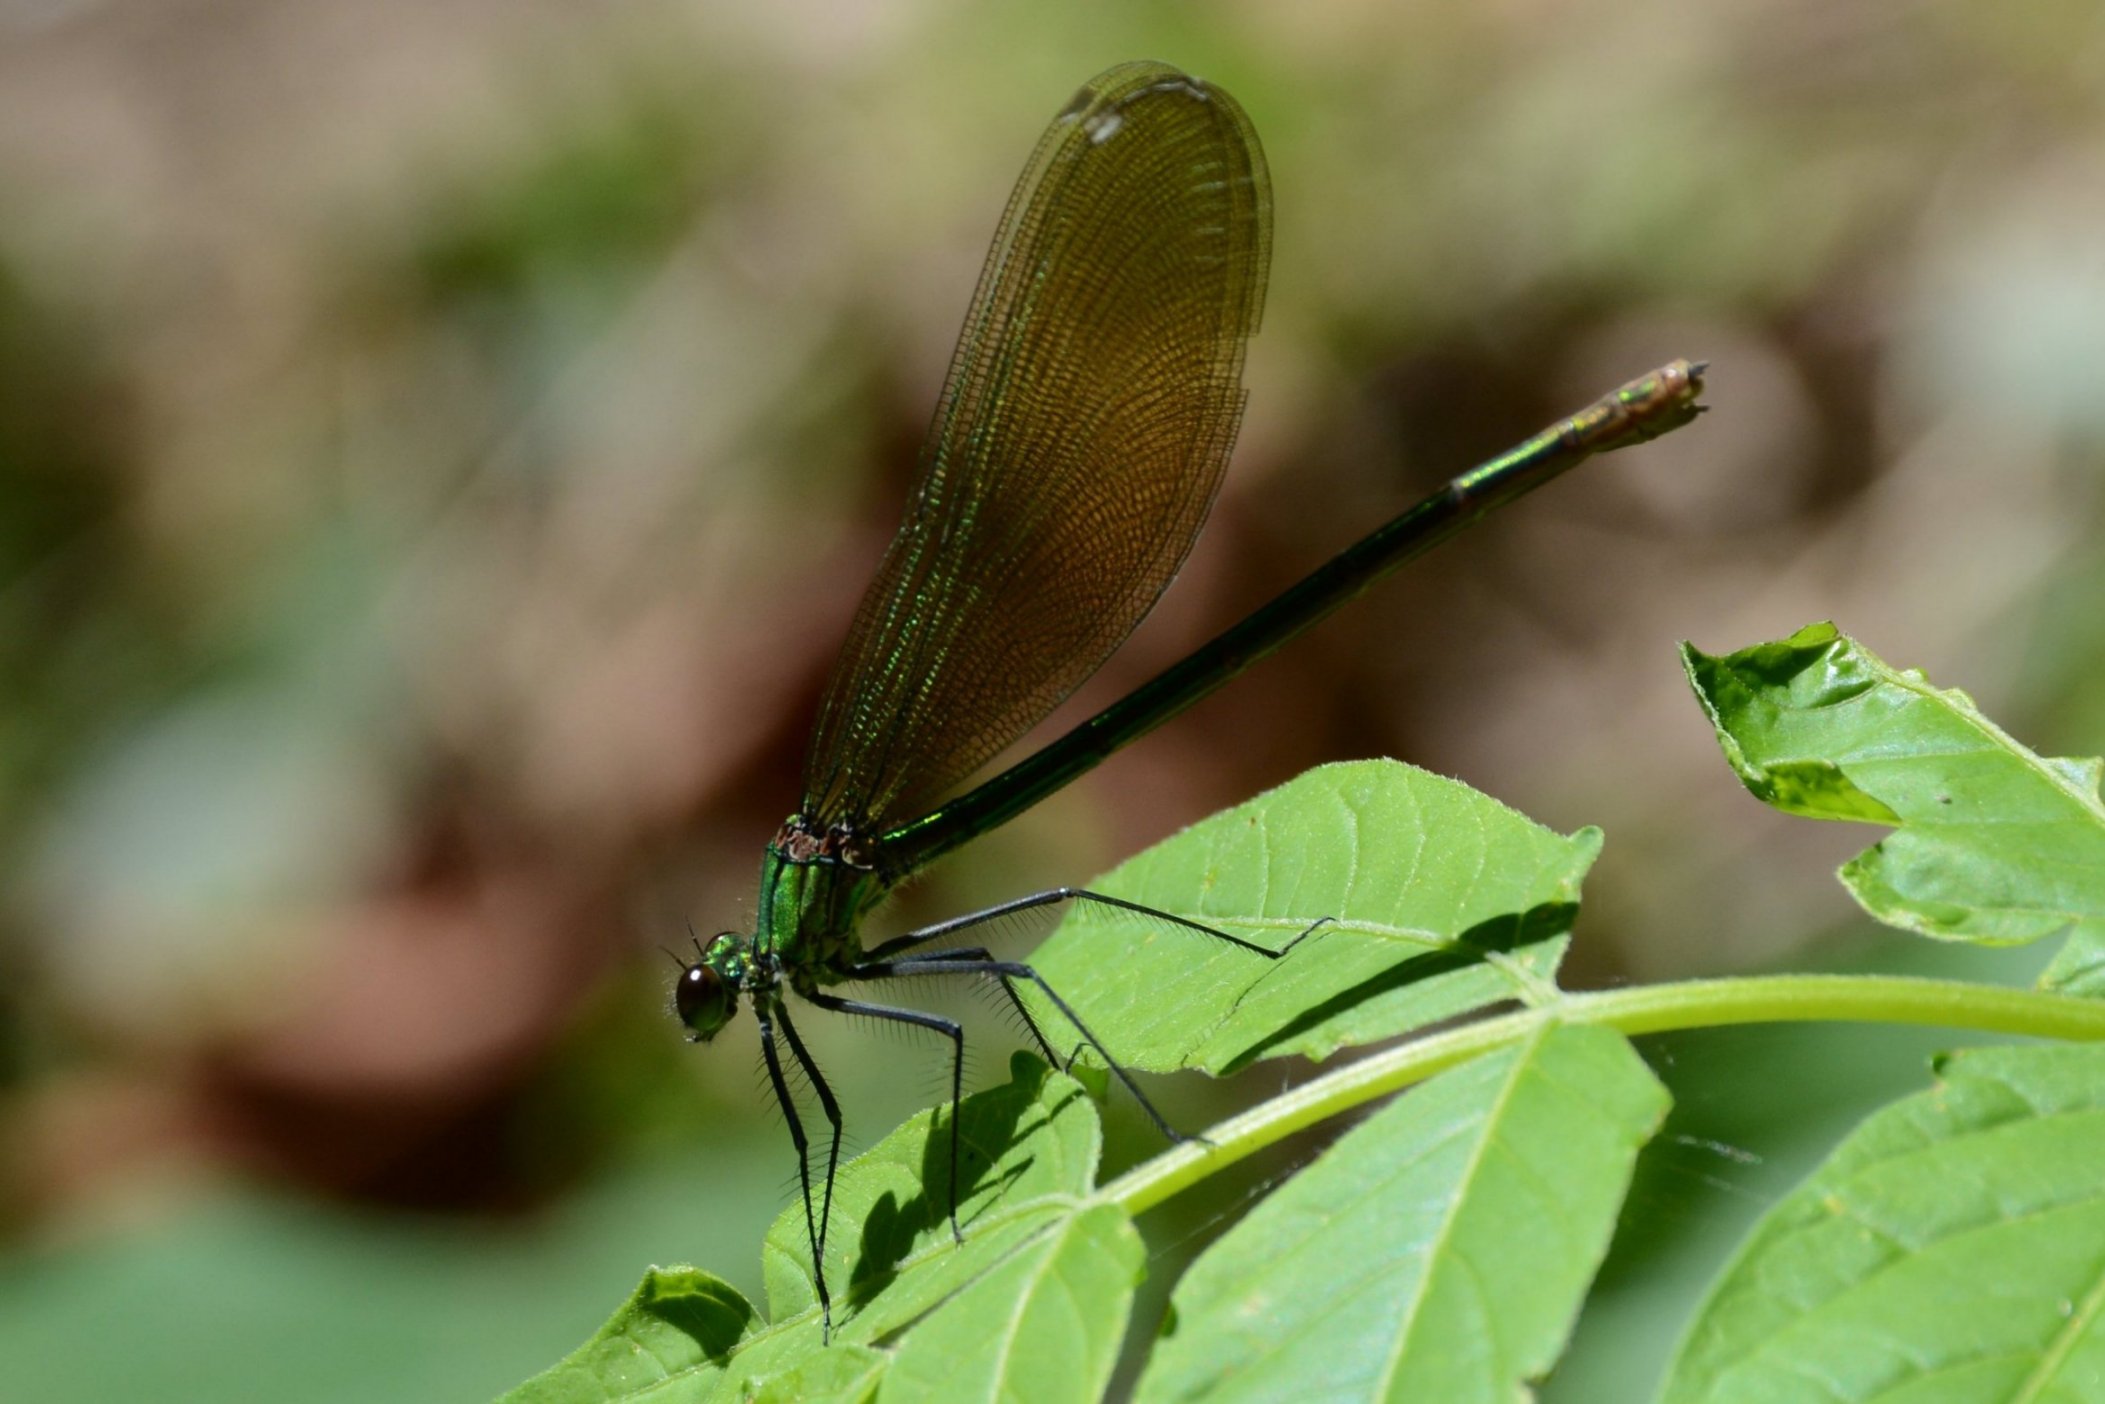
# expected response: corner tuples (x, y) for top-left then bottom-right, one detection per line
(1099, 973), (2105, 1218)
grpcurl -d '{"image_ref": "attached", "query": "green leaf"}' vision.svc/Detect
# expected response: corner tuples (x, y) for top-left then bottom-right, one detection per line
(1029, 760), (1600, 1074)
(763, 1053), (1103, 1333)
(756, 1056), (1136, 1403)
(499, 1268), (759, 1404)
(878, 1203), (1142, 1404)
(747, 1345), (886, 1404)
(1137, 1022), (1669, 1403)
(1684, 623), (2105, 990)
(2045, 928), (2105, 998)
(514, 1057), (1104, 1402)
(1660, 1042), (2105, 1402)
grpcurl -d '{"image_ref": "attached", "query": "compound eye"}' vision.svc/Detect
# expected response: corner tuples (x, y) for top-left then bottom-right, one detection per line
(675, 962), (734, 1040)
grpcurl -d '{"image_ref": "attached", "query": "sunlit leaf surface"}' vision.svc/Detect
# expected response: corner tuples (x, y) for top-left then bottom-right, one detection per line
(1684, 622), (2105, 994)
(878, 1203), (1140, 1404)
(1137, 1023), (1668, 1403)
(498, 1268), (757, 1403)
(760, 1055), (1103, 1333)
(510, 1057), (1111, 1403)
(1027, 760), (1598, 1073)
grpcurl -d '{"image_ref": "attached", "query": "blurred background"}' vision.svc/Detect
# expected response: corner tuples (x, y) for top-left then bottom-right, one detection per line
(1, 0), (2101, 1398)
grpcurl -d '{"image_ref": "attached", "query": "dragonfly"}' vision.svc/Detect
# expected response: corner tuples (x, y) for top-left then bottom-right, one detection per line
(674, 60), (1704, 1338)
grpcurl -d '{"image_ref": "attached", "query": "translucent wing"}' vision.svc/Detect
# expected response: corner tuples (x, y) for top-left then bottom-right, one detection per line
(801, 61), (1272, 834)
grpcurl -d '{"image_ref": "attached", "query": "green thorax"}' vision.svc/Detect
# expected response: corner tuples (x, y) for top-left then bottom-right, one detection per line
(753, 817), (889, 976)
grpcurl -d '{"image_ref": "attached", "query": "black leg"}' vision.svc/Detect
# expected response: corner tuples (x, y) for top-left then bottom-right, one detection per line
(853, 954), (1192, 1145)
(755, 1001), (833, 1340)
(771, 1001), (844, 1303)
(861, 887), (1330, 964)
(805, 990), (968, 1246)
(997, 967), (1062, 1066)
(902, 943), (1061, 1066)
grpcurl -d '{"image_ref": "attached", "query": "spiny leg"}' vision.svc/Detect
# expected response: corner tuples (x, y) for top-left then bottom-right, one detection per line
(754, 1003), (833, 1338)
(859, 942), (1068, 1083)
(818, 902), (1332, 1252)
(999, 968), (1061, 1066)
(806, 990), (967, 1245)
(860, 886), (1331, 964)
(853, 954), (1189, 1145)
(912, 943), (1061, 1066)
(771, 1001), (844, 1298)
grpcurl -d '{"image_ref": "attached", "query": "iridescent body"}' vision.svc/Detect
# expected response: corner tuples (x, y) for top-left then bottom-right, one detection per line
(675, 60), (1705, 1339)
